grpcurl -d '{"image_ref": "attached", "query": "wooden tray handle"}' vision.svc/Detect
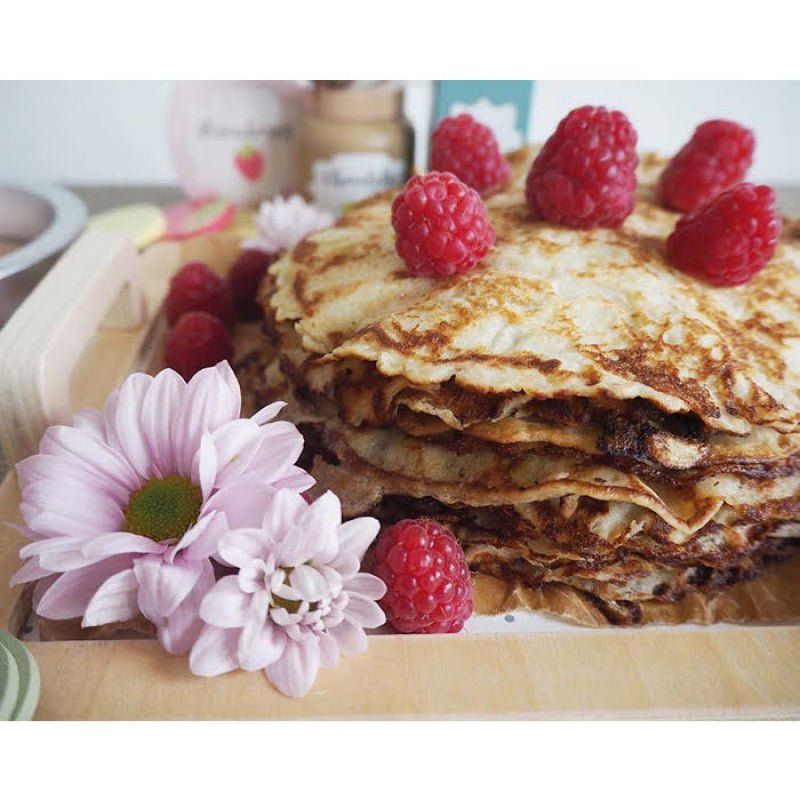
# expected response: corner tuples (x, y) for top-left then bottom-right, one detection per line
(0, 230), (146, 466)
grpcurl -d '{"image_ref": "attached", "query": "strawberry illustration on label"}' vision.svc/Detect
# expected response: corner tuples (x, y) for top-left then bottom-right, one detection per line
(235, 144), (265, 182)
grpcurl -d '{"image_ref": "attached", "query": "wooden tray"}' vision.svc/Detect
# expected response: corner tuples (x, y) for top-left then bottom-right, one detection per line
(0, 230), (798, 720)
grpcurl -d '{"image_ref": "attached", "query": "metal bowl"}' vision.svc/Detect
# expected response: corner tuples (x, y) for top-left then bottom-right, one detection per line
(0, 183), (87, 327)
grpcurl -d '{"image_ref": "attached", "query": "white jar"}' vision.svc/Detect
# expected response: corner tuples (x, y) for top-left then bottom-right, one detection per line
(168, 81), (305, 207)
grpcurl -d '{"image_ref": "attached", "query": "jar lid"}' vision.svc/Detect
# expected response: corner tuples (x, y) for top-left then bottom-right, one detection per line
(311, 81), (404, 122)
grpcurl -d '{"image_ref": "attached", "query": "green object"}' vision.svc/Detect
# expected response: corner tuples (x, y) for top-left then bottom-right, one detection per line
(0, 642), (20, 720)
(192, 198), (231, 227)
(0, 629), (40, 720)
(124, 474), (201, 543)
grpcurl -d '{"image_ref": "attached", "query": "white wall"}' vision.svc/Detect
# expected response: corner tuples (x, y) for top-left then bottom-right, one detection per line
(0, 80), (798, 185)
(0, 81), (175, 184)
(530, 81), (800, 185)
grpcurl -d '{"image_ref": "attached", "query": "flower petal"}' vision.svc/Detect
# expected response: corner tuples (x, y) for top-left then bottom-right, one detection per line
(205, 480), (278, 530)
(7, 520), (45, 542)
(32, 574), (58, 609)
(175, 362), (241, 476)
(327, 552), (360, 581)
(155, 559), (215, 655)
(37, 424), (140, 492)
(82, 568), (139, 627)
(318, 631), (340, 669)
(140, 368), (184, 476)
(344, 594), (386, 629)
(199, 575), (252, 628)
(337, 516), (380, 563)
(168, 513), (213, 561)
(240, 421), (306, 486)
(81, 531), (165, 561)
(271, 466), (315, 493)
(250, 401), (286, 426)
(101, 388), (121, 448)
(72, 407), (105, 438)
(209, 419), (262, 488)
(35, 554), (135, 620)
(134, 554), (205, 621)
(21, 535), (108, 572)
(238, 615), (286, 672)
(212, 361), (242, 413)
(10, 557), (52, 586)
(112, 372), (155, 479)
(189, 624), (241, 677)
(265, 637), (321, 698)
(22, 477), (125, 537)
(17, 453), (130, 507)
(270, 491), (339, 568)
(344, 573), (387, 602)
(217, 527), (272, 570)
(289, 564), (328, 603)
(262, 488), (307, 545)
(318, 564), (344, 597)
(297, 491), (341, 564)
(179, 512), (229, 561)
(238, 559), (266, 594)
(192, 432), (217, 502)
(329, 618), (368, 656)
(269, 605), (302, 627)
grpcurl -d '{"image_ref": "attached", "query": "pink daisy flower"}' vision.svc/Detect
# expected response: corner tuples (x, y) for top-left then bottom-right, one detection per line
(12, 361), (312, 655)
(189, 489), (386, 697)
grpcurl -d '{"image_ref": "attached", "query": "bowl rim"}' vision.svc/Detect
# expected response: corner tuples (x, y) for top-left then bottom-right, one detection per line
(0, 183), (87, 281)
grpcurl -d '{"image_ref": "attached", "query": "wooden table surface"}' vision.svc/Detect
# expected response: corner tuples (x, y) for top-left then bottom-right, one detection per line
(1, 224), (799, 719)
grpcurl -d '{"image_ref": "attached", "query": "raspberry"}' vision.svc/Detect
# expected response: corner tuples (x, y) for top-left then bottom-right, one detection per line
(165, 262), (235, 329)
(372, 519), (473, 634)
(227, 249), (279, 321)
(165, 311), (234, 381)
(525, 105), (639, 229)
(391, 172), (496, 277)
(430, 114), (511, 194)
(666, 183), (782, 287)
(660, 120), (755, 213)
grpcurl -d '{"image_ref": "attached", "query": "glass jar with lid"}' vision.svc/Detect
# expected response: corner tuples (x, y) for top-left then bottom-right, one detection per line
(297, 81), (415, 216)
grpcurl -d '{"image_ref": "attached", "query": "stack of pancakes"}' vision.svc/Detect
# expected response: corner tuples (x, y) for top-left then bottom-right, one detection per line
(255, 147), (800, 624)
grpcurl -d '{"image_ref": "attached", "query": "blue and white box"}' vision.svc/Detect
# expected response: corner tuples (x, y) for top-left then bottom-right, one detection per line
(433, 81), (535, 154)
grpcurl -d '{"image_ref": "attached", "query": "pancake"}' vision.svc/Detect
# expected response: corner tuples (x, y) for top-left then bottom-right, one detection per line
(359, 484), (800, 624)
(318, 419), (800, 539)
(269, 320), (800, 472)
(254, 144), (800, 625)
(269, 147), (800, 437)
(461, 531), (799, 624)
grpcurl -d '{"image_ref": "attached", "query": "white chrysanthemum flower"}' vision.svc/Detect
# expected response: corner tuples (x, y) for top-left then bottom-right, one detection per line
(244, 195), (335, 255)
(190, 489), (385, 698)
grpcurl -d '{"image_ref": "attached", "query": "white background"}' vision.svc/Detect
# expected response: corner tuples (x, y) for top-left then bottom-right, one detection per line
(0, 80), (798, 186)
(2, 1), (797, 784)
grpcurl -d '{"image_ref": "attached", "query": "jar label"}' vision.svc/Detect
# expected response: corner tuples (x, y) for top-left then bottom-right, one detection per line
(310, 152), (407, 215)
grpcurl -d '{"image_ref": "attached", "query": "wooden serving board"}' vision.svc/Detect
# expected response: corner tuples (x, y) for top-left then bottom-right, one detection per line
(0, 230), (798, 720)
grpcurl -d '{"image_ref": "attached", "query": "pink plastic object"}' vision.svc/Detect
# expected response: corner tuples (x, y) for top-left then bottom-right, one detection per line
(163, 198), (236, 241)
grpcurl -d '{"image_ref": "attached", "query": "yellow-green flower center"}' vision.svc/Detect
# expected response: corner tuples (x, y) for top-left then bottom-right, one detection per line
(270, 566), (320, 615)
(124, 475), (202, 543)
(272, 594), (303, 614)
